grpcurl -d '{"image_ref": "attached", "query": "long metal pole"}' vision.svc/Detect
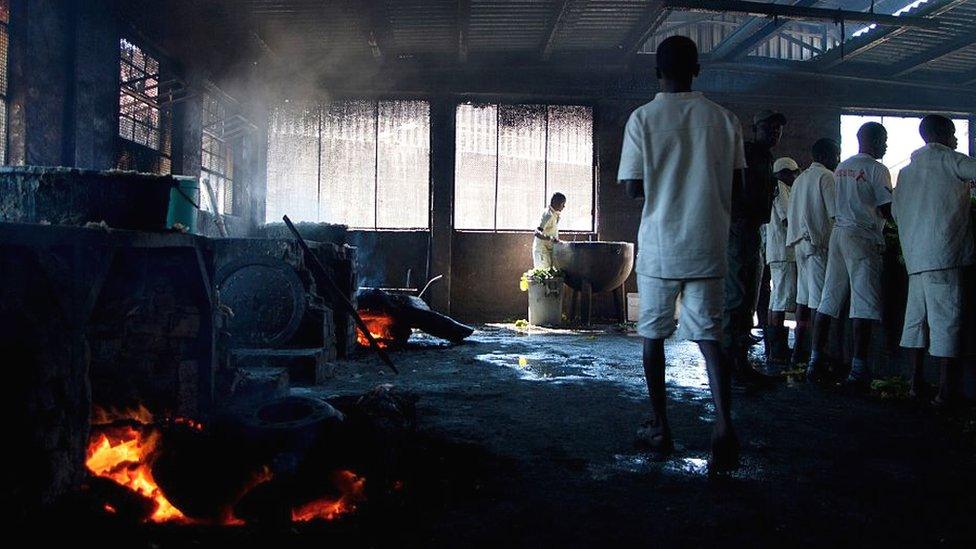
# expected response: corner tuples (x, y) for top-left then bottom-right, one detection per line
(661, 0), (944, 29)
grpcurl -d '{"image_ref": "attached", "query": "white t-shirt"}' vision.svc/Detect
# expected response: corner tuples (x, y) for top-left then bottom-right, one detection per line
(766, 181), (793, 263)
(832, 153), (892, 245)
(786, 162), (836, 252)
(893, 143), (976, 274)
(617, 91), (746, 279)
(532, 207), (560, 252)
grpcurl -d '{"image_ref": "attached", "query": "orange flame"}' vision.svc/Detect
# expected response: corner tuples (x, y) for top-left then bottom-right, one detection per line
(86, 408), (189, 523)
(291, 470), (366, 522)
(356, 310), (397, 348)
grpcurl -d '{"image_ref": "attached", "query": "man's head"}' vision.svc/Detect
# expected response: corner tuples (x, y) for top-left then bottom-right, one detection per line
(857, 122), (888, 159)
(812, 138), (841, 171)
(773, 157), (800, 186)
(655, 36), (700, 88)
(754, 110), (787, 148)
(550, 192), (567, 212)
(919, 114), (957, 149)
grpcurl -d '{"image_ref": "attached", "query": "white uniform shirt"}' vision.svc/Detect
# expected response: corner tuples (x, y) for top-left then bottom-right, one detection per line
(833, 153), (893, 245)
(617, 91), (746, 279)
(765, 181), (793, 263)
(787, 162), (836, 251)
(532, 207), (561, 253)
(893, 143), (976, 275)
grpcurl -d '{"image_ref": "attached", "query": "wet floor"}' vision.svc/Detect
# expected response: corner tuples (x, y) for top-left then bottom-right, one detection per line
(314, 324), (976, 546)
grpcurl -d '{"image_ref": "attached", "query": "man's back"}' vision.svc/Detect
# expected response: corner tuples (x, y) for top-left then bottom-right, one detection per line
(833, 154), (892, 244)
(894, 143), (976, 274)
(617, 91), (745, 279)
(787, 163), (835, 250)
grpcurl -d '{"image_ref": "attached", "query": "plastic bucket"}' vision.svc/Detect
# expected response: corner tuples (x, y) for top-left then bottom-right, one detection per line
(527, 277), (564, 327)
(166, 176), (200, 234)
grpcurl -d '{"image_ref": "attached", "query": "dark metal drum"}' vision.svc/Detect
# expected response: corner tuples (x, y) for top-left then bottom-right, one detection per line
(552, 241), (635, 293)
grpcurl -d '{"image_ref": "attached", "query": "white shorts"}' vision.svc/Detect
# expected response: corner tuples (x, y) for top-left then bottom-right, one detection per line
(637, 275), (723, 341)
(900, 268), (963, 358)
(769, 261), (797, 313)
(818, 229), (883, 321)
(794, 241), (827, 309)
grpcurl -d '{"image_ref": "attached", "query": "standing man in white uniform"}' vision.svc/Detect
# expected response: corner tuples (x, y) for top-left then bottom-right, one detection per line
(786, 138), (841, 365)
(893, 115), (976, 406)
(763, 157), (800, 366)
(807, 122), (893, 388)
(532, 193), (566, 269)
(617, 36), (746, 472)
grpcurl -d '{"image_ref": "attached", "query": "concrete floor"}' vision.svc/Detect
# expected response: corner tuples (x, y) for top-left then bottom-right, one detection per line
(293, 324), (976, 546)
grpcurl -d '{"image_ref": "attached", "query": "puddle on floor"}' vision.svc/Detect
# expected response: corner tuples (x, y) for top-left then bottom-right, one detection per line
(589, 452), (765, 481)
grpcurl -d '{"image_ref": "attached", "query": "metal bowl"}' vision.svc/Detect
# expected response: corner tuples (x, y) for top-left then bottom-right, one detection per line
(552, 241), (635, 293)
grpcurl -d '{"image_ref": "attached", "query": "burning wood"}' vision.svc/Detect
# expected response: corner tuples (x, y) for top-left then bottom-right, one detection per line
(85, 405), (368, 526)
(355, 289), (474, 348)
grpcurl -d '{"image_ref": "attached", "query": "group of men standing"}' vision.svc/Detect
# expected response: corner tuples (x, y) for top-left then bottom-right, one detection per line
(618, 35), (975, 473)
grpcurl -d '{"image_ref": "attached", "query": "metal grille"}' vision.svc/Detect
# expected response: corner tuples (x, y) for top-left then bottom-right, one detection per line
(201, 93), (235, 215)
(117, 38), (171, 173)
(0, 0), (9, 165)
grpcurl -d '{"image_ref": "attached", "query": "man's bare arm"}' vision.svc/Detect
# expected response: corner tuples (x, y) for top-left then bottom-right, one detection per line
(621, 179), (644, 199)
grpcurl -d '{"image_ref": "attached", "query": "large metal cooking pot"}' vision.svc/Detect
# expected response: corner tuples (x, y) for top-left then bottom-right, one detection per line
(552, 241), (635, 293)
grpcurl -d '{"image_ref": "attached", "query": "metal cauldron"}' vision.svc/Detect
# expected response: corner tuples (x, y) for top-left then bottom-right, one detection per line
(552, 241), (635, 293)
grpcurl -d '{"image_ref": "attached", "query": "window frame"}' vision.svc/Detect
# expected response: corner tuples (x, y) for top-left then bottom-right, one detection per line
(200, 91), (237, 216)
(453, 100), (597, 234)
(116, 36), (172, 173)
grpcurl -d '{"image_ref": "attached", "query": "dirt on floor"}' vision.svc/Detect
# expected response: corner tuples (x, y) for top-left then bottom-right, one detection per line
(59, 324), (976, 547)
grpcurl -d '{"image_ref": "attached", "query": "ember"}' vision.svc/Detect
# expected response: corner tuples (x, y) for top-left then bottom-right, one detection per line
(86, 407), (188, 523)
(356, 310), (399, 348)
(290, 470), (367, 522)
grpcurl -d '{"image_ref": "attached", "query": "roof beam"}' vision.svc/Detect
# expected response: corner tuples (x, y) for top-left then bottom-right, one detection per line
(662, 0), (944, 28)
(541, 0), (577, 60)
(618, 2), (670, 57)
(887, 32), (976, 78)
(813, 0), (967, 70)
(710, 0), (819, 61)
(458, 0), (470, 64)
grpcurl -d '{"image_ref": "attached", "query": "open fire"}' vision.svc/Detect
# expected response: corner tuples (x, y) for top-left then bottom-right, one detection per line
(356, 310), (399, 348)
(86, 406), (366, 525)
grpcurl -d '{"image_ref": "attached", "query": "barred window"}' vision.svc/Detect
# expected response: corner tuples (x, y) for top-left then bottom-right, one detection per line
(200, 93), (235, 215)
(0, 0), (9, 164)
(455, 103), (594, 232)
(117, 38), (171, 174)
(266, 99), (430, 229)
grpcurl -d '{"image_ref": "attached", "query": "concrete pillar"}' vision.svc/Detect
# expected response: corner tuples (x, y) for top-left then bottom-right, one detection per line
(427, 97), (455, 313)
(70, 0), (119, 170)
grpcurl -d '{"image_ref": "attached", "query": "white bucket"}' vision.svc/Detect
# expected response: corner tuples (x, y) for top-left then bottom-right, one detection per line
(527, 277), (564, 327)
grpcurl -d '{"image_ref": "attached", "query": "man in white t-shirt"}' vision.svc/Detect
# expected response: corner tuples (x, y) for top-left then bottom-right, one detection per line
(617, 36), (746, 473)
(893, 115), (976, 406)
(763, 157), (800, 367)
(785, 138), (841, 365)
(807, 122), (894, 388)
(532, 193), (566, 268)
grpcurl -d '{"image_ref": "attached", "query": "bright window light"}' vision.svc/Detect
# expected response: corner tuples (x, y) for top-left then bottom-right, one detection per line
(840, 113), (971, 186)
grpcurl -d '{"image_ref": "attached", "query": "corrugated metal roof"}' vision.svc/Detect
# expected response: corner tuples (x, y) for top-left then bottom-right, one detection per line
(226, 0), (976, 86)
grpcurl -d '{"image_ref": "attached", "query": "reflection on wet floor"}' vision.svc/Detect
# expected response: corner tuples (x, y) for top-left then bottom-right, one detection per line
(471, 326), (713, 403)
(589, 452), (764, 481)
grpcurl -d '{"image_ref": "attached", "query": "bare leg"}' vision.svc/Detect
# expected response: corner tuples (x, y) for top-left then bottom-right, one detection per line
(699, 340), (739, 471)
(907, 348), (926, 399)
(937, 357), (958, 405)
(791, 305), (810, 365)
(846, 318), (873, 385)
(806, 312), (832, 382)
(637, 338), (673, 454)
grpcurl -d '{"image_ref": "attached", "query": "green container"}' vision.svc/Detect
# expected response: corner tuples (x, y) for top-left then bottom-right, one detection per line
(166, 176), (200, 234)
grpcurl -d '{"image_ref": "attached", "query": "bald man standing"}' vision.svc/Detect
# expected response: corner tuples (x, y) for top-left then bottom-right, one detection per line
(894, 115), (976, 406)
